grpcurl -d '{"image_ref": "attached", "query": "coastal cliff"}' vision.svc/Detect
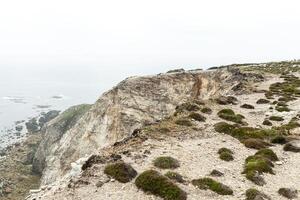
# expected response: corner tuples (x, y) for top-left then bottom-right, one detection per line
(4, 61), (300, 200)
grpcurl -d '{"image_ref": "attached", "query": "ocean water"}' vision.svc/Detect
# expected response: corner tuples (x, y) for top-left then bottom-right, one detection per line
(0, 66), (110, 150)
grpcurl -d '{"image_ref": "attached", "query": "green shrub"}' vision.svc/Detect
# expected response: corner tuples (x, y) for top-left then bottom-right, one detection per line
(201, 107), (212, 114)
(219, 152), (234, 161)
(135, 170), (187, 200)
(153, 156), (180, 169)
(175, 118), (193, 126)
(214, 122), (277, 141)
(218, 148), (234, 161)
(188, 112), (206, 122)
(241, 104), (255, 109)
(214, 122), (236, 134)
(192, 178), (233, 195)
(104, 162), (137, 183)
(165, 171), (185, 183)
(246, 188), (270, 200)
(176, 102), (200, 112)
(262, 119), (272, 126)
(271, 136), (287, 144)
(217, 109), (244, 124)
(255, 148), (279, 161)
(275, 106), (290, 112)
(269, 116), (284, 121)
(256, 99), (270, 104)
(243, 138), (271, 150)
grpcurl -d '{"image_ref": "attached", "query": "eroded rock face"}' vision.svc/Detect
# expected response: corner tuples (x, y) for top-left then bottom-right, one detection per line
(35, 68), (253, 185)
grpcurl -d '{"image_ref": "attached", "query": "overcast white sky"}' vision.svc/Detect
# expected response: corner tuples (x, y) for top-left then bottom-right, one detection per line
(0, 0), (300, 72)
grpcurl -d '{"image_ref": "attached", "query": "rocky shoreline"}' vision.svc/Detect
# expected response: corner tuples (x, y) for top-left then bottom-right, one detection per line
(0, 110), (60, 200)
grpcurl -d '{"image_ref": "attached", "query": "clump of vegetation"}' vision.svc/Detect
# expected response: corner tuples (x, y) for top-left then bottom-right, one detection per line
(246, 188), (270, 200)
(243, 138), (271, 150)
(188, 112), (206, 122)
(243, 147), (278, 185)
(283, 142), (300, 153)
(241, 104), (255, 109)
(217, 109), (245, 124)
(214, 122), (276, 141)
(263, 119), (272, 126)
(255, 148), (278, 161)
(271, 135), (287, 144)
(153, 156), (180, 169)
(216, 96), (237, 105)
(278, 188), (298, 199)
(104, 162), (137, 183)
(256, 99), (270, 104)
(135, 170), (187, 200)
(269, 116), (284, 121)
(165, 171), (185, 183)
(192, 178), (233, 195)
(201, 107), (212, 114)
(218, 148), (234, 161)
(175, 118), (193, 127)
(175, 102), (200, 113)
(275, 106), (290, 112)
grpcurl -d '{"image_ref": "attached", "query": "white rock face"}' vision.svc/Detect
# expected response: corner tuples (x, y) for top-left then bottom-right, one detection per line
(38, 69), (236, 185)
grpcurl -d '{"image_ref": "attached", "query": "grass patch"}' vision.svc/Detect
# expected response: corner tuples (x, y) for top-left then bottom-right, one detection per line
(153, 156), (180, 169)
(135, 170), (187, 200)
(104, 162), (137, 183)
(192, 178), (233, 195)
(275, 106), (290, 112)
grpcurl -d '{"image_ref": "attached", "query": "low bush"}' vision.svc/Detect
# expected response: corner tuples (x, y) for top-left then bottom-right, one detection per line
(246, 188), (270, 200)
(255, 148), (279, 161)
(269, 116), (284, 121)
(218, 148), (234, 161)
(188, 112), (206, 122)
(256, 99), (270, 104)
(243, 138), (271, 150)
(217, 109), (244, 124)
(175, 118), (193, 126)
(201, 107), (212, 114)
(165, 171), (185, 183)
(192, 178), (233, 195)
(262, 119), (272, 126)
(271, 136), (287, 144)
(275, 106), (290, 112)
(135, 170), (187, 200)
(153, 156), (180, 169)
(241, 104), (255, 109)
(104, 162), (137, 183)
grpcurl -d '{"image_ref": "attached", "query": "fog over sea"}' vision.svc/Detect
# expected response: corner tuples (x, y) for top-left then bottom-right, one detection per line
(0, 66), (116, 150)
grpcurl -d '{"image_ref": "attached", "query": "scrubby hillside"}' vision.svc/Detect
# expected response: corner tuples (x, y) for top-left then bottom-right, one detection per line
(29, 61), (300, 200)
